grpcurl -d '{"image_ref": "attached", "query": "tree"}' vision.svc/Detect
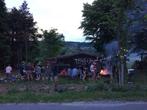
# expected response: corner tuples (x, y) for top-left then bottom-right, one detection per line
(8, 1), (38, 65)
(80, 0), (117, 53)
(133, 14), (147, 51)
(115, 0), (135, 86)
(0, 0), (11, 67)
(38, 29), (64, 61)
(81, 0), (134, 86)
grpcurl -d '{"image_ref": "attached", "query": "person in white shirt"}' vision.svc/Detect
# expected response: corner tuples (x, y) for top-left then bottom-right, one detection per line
(5, 65), (12, 80)
(90, 61), (97, 80)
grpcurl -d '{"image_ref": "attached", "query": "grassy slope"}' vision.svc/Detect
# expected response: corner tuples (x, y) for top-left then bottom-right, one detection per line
(0, 71), (147, 103)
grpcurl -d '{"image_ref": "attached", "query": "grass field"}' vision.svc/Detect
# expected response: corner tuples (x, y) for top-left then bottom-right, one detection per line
(0, 91), (147, 103)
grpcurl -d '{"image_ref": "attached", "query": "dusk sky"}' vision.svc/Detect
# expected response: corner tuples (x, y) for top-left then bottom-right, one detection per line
(5, 0), (94, 42)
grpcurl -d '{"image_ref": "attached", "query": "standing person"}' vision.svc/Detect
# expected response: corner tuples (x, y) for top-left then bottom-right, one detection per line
(95, 60), (101, 79)
(19, 61), (26, 80)
(5, 64), (12, 80)
(26, 63), (33, 80)
(82, 66), (88, 80)
(78, 66), (83, 80)
(67, 66), (72, 77)
(71, 67), (78, 79)
(44, 63), (52, 80)
(35, 64), (41, 80)
(90, 61), (97, 80)
(50, 59), (59, 91)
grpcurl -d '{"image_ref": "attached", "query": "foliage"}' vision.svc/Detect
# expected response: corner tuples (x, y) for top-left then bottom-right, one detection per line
(38, 29), (64, 61)
(80, 0), (117, 52)
(0, 0), (64, 67)
(7, 1), (39, 64)
(0, 0), (11, 67)
(80, 0), (135, 86)
(133, 14), (147, 51)
(134, 29), (147, 51)
(86, 78), (111, 91)
(0, 74), (147, 102)
(80, 0), (135, 53)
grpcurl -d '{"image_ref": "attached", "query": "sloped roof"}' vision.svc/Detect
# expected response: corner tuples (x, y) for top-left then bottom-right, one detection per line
(56, 52), (99, 60)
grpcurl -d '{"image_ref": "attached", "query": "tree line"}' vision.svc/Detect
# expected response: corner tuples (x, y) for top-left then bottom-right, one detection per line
(0, 0), (64, 68)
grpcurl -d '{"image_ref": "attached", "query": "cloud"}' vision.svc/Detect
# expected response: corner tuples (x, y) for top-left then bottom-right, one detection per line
(5, 0), (93, 41)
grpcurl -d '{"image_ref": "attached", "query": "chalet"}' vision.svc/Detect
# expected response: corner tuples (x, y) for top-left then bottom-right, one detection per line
(56, 52), (99, 67)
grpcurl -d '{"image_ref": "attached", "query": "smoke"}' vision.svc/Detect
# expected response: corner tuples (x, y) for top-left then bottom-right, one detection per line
(104, 40), (119, 57)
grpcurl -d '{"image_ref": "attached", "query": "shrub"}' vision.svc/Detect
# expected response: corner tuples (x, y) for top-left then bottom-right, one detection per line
(86, 79), (110, 91)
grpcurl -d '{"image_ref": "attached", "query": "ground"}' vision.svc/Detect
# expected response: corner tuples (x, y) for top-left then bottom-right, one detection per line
(0, 70), (147, 103)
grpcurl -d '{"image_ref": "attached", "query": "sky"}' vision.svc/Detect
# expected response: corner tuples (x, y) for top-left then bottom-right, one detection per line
(5, 0), (94, 42)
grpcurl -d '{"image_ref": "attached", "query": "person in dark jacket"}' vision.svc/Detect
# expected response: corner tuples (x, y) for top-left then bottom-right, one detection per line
(50, 59), (59, 91)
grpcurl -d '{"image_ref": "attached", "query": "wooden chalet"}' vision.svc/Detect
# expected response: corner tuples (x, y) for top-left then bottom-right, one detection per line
(55, 52), (99, 67)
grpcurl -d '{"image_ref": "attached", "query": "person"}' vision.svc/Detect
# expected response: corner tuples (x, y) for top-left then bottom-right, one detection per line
(5, 64), (12, 80)
(71, 67), (78, 79)
(44, 64), (51, 80)
(26, 63), (33, 80)
(19, 61), (26, 80)
(78, 66), (83, 80)
(82, 66), (88, 80)
(67, 66), (72, 77)
(90, 61), (97, 80)
(50, 59), (59, 91)
(35, 64), (41, 80)
(95, 60), (101, 79)
(59, 68), (67, 77)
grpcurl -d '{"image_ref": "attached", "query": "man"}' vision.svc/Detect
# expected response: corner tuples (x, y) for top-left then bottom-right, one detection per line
(50, 59), (59, 91)
(90, 61), (97, 80)
(35, 64), (41, 80)
(5, 64), (12, 80)
(19, 61), (26, 80)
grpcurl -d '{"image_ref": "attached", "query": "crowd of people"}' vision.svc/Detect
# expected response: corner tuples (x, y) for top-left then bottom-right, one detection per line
(4, 59), (59, 82)
(59, 59), (105, 80)
(3, 56), (135, 87)
(4, 58), (112, 82)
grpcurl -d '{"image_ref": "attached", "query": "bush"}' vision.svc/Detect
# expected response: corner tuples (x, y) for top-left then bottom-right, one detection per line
(86, 79), (110, 91)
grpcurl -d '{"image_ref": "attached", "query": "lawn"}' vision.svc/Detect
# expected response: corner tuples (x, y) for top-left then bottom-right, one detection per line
(0, 90), (147, 103)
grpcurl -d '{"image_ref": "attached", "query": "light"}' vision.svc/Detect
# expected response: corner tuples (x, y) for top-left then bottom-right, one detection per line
(100, 69), (108, 76)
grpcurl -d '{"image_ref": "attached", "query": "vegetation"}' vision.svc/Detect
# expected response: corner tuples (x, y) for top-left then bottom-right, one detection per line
(133, 14), (147, 51)
(0, 91), (147, 103)
(0, 75), (147, 103)
(80, 0), (117, 52)
(38, 29), (64, 61)
(7, 1), (39, 64)
(0, 0), (11, 68)
(80, 0), (146, 86)
(0, 0), (65, 68)
(0, 0), (147, 103)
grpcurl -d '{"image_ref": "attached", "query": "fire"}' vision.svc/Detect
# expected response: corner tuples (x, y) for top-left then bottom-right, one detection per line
(100, 69), (108, 76)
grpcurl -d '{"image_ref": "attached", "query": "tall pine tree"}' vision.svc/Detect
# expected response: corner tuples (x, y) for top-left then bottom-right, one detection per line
(8, 1), (38, 65)
(0, 0), (11, 68)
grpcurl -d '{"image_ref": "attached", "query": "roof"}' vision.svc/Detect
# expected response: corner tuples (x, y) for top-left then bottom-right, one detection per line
(56, 52), (99, 60)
